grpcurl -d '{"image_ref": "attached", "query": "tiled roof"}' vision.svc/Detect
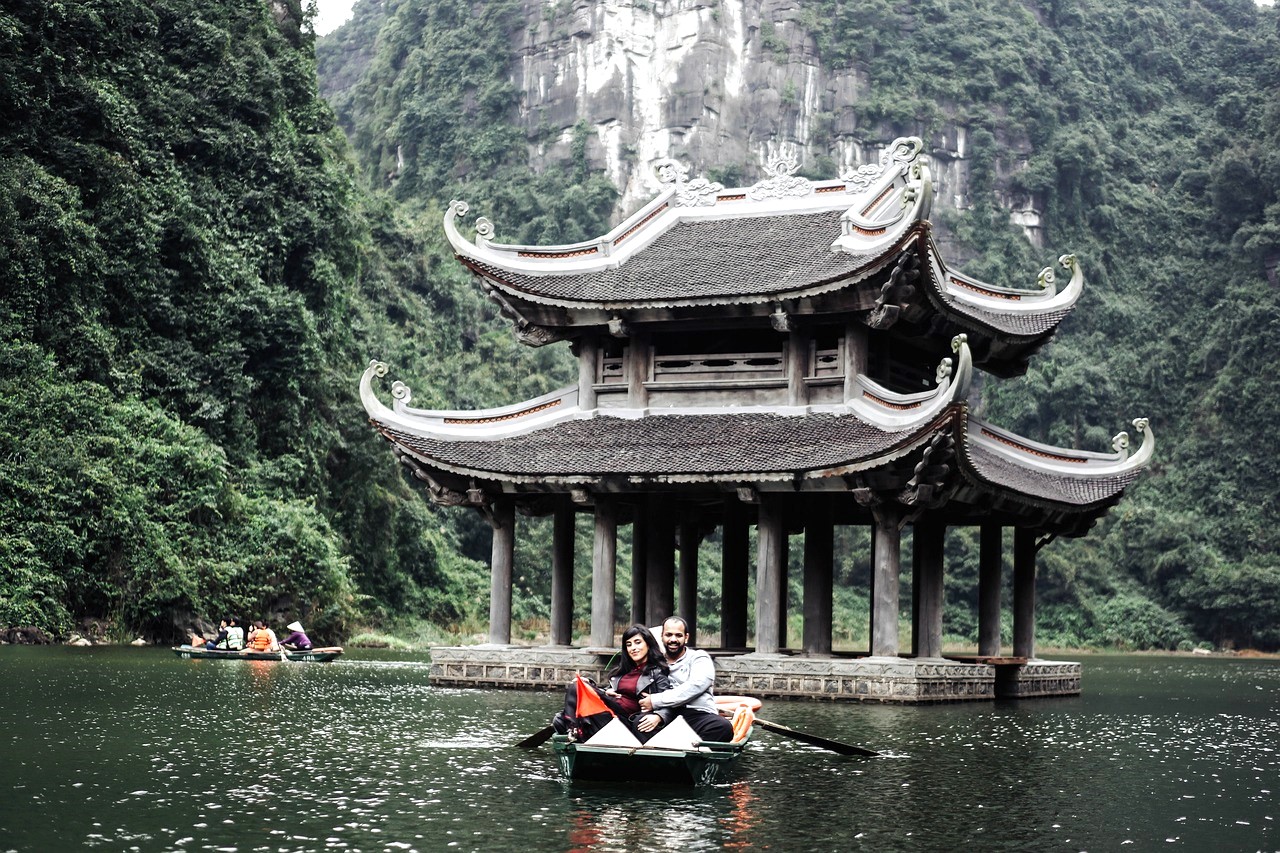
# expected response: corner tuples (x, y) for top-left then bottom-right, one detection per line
(964, 442), (1142, 507)
(947, 301), (1074, 337)
(377, 411), (926, 477)
(470, 211), (882, 304)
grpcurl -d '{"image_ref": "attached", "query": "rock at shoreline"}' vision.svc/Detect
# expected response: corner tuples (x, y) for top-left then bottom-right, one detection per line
(1, 625), (53, 645)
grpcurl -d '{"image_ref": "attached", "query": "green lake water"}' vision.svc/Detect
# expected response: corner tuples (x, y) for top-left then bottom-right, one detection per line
(0, 647), (1275, 851)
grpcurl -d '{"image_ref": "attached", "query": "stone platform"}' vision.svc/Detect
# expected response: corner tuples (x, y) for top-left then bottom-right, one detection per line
(427, 646), (1080, 703)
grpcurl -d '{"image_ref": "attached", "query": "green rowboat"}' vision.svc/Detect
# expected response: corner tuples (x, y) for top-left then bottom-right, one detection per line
(550, 733), (749, 786)
(172, 645), (344, 662)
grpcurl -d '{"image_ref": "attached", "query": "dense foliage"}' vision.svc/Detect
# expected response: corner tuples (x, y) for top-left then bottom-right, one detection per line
(3, 0), (1278, 651)
(0, 0), (492, 640)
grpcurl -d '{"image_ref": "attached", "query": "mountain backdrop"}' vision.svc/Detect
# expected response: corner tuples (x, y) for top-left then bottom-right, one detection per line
(2, 0), (1279, 650)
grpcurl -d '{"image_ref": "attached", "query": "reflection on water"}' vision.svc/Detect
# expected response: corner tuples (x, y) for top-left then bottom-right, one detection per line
(0, 648), (1276, 851)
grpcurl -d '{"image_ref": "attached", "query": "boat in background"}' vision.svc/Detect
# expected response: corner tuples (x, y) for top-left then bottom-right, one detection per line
(172, 645), (344, 662)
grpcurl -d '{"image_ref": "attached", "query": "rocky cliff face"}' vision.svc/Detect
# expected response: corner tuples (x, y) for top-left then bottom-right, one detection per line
(514, 0), (1042, 244)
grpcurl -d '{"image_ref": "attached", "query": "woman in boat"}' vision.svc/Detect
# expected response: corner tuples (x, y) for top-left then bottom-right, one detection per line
(280, 621), (312, 651)
(245, 620), (280, 652)
(554, 624), (674, 742)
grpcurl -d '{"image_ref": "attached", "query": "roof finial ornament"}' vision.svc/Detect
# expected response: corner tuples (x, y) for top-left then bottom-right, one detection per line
(748, 152), (811, 201)
(1112, 430), (1130, 457)
(841, 137), (923, 192)
(475, 217), (495, 242)
(882, 136), (924, 167)
(653, 158), (722, 207)
(936, 358), (953, 386)
(391, 380), (412, 407)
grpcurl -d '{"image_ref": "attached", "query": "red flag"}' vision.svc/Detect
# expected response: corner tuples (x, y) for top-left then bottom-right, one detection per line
(574, 674), (614, 719)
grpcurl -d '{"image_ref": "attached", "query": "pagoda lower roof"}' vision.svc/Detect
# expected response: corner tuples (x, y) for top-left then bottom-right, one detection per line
(359, 354), (1153, 518)
(375, 409), (927, 479)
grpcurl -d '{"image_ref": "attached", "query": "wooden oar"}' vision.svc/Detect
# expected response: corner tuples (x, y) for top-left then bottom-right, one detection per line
(515, 725), (556, 750)
(753, 717), (879, 757)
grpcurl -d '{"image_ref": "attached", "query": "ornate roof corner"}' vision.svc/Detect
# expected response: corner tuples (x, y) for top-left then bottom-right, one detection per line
(945, 333), (974, 400)
(969, 414), (1154, 481)
(942, 251), (1085, 315)
(360, 359), (396, 421)
(654, 158), (723, 207)
(747, 153), (812, 201)
(850, 334), (972, 428)
(443, 199), (476, 255)
(1114, 417), (1155, 471)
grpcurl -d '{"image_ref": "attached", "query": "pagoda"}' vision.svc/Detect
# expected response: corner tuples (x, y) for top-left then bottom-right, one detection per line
(359, 137), (1153, 702)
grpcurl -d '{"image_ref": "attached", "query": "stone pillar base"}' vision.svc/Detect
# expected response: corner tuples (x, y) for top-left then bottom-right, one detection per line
(994, 659), (1081, 698)
(425, 647), (1084, 703)
(429, 646), (611, 690)
(716, 655), (995, 703)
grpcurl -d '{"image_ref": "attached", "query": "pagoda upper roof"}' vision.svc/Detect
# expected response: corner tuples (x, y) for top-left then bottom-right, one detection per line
(359, 339), (1152, 533)
(443, 138), (1084, 354)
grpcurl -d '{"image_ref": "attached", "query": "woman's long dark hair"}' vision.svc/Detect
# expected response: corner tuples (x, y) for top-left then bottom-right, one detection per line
(609, 624), (667, 678)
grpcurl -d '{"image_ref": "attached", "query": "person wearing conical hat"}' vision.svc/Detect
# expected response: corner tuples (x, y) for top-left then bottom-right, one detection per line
(280, 621), (312, 651)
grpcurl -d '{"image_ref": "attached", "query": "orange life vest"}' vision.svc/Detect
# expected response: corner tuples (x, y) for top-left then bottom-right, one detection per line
(248, 631), (273, 651)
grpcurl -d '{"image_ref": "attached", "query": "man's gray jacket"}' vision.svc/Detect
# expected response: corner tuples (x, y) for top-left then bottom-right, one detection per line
(647, 647), (719, 715)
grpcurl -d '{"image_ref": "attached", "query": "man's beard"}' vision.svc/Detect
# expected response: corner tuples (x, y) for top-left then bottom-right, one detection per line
(665, 640), (686, 658)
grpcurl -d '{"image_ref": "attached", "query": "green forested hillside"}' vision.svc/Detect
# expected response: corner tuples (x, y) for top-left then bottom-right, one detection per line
(2, 0), (1279, 650)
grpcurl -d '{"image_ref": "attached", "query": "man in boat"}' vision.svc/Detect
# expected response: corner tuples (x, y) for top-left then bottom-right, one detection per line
(638, 616), (735, 743)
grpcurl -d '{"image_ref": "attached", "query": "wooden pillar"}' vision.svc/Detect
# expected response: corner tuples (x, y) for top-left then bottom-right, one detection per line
(777, 530), (789, 649)
(678, 516), (699, 645)
(867, 521), (877, 653)
(630, 501), (648, 626)
(913, 515), (944, 659)
(626, 332), (650, 409)
(549, 501), (575, 646)
(842, 324), (868, 403)
(488, 500), (515, 645)
(870, 508), (901, 658)
(590, 497), (618, 648)
(787, 328), (809, 407)
(1013, 526), (1037, 659)
(577, 337), (598, 411)
(978, 522), (1003, 657)
(755, 496), (785, 654)
(645, 495), (675, 626)
(721, 500), (749, 648)
(802, 498), (834, 656)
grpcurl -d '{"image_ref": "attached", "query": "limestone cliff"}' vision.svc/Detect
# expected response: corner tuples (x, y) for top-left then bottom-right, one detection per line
(514, 0), (1041, 243)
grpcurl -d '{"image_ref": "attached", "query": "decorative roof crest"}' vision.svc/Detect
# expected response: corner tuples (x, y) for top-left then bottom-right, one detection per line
(652, 158), (723, 207)
(1039, 254), (1077, 291)
(840, 136), (924, 191)
(748, 153), (812, 201)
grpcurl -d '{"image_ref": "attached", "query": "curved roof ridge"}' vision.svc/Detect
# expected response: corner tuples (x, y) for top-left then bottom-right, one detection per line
(965, 414), (1154, 478)
(919, 233), (1085, 336)
(443, 137), (930, 282)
